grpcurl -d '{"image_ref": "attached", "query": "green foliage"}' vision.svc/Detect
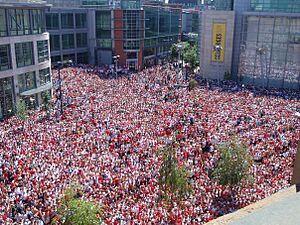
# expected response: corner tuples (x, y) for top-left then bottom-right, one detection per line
(16, 99), (27, 121)
(188, 79), (198, 91)
(224, 71), (232, 80)
(170, 44), (178, 61)
(159, 144), (192, 203)
(212, 141), (253, 187)
(52, 186), (103, 225)
(183, 44), (199, 71)
(42, 92), (51, 112)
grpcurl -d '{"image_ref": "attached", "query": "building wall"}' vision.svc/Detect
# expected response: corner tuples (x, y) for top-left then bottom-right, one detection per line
(238, 13), (300, 89)
(46, 8), (90, 65)
(200, 10), (235, 80)
(0, 3), (51, 119)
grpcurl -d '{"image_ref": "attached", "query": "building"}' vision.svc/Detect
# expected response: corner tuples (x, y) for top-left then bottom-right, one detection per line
(0, 0), (52, 119)
(199, 10), (235, 80)
(45, 0), (182, 70)
(235, 0), (300, 89)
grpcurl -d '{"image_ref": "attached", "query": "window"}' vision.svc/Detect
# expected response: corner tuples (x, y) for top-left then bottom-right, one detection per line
(51, 55), (61, 64)
(76, 13), (87, 28)
(62, 34), (74, 49)
(37, 40), (49, 63)
(46, 13), (59, 30)
(61, 13), (74, 29)
(31, 9), (44, 34)
(0, 9), (7, 36)
(63, 53), (75, 62)
(18, 71), (36, 93)
(77, 52), (89, 64)
(50, 35), (60, 51)
(0, 45), (11, 71)
(76, 33), (87, 48)
(15, 42), (34, 68)
(39, 67), (51, 85)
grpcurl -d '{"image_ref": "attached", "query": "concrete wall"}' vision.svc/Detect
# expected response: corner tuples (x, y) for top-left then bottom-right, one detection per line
(200, 10), (235, 80)
(0, 32), (51, 104)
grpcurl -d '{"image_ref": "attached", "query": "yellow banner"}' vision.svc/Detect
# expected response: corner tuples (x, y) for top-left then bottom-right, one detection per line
(212, 23), (226, 62)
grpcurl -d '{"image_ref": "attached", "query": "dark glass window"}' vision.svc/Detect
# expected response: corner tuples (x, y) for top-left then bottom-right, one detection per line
(46, 13), (59, 30)
(50, 35), (60, 51)
(15, 42), (34, 68)
(76, 13), (87, 28)
(39, 67), (51, 85)
(61, 13), (74, 29)
(62, 34), (75, 49)
(0, 45), (11, 71)
(18, 71), (36, 93)
(37, 40), (49, 63)
(76, 33), (87, 48)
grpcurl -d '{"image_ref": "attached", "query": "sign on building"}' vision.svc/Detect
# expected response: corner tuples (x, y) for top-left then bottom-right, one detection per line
(212, 23), (226, 62)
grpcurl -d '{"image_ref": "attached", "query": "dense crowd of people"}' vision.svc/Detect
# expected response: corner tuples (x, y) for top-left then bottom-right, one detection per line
(0, 63), (299, 224)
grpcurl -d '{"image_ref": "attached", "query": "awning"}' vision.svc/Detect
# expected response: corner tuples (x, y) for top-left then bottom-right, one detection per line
(20, 82), (52, 96)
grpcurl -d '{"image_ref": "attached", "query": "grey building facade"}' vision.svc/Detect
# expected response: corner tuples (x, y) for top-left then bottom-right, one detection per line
(0, 0), (52, 119)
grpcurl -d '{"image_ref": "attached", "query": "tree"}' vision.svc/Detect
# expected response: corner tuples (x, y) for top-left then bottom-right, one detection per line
(159, 144), (192, 203)
(16, 99), (27, 121)
(52, 186), (103, 225)
(188, 79), (198, 91)
(212, 140), (253, 187)
(182, 44), (199, 71)
(42, 92), (51, 117)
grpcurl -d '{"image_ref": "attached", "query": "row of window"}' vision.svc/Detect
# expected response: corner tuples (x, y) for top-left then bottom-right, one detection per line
(51, 52), (89, 65)
(50, 33), (88, 51)
(0, 8), (46, 37)
(18, 68), (51, 93)
(46, 13), (87, 30)
(0, 41), (49, 71)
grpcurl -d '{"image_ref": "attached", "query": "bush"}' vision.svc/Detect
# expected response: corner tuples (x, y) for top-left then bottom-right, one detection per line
(188, 79), (198, 91)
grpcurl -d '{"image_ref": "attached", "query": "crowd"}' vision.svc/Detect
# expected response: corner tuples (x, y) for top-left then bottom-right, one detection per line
(0, 63), (299, 224)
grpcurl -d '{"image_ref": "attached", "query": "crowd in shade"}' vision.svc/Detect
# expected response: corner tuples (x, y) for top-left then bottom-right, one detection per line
(0, 63), (299, 224)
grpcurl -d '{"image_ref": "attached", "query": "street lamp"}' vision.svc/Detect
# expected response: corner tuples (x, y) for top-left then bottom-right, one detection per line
(29, 97), (35, 109)
(256, 46), (268, 87)
(176, 44), (183, 83)
(113, 55), (120, 79)
(56, 60), (73, 116)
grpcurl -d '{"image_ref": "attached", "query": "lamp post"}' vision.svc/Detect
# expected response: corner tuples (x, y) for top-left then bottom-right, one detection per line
(176, 43), (183, 83)
(56, 60), (72, 116)
(256, 46), (268, 88)
(113, 55), (120, 79)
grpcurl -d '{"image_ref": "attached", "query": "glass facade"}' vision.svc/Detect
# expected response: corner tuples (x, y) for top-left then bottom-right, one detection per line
(250, 0), (300, 13)
(0, 44), (11, 71)
(121, 0), (141, 9)
(50, 34), (60, 51)
(62, 34), (75, 49)
(238, 15), (300, 88)
(213, 0), (233, 10)
(0, 8), (45, 36)
(39, 67), (51, 85)
(61, 13), (74, 29)
(82, 0), (110, 7)
(144, 7), (181, 49)
(123, 10), (141, 50)
(0, 77), (14, 119)
(18, 71), (36, 93)
(37, 40), (49, 63)
(15, 42), (34, 68)
(76, 33), (88, 48)
(96, 11), (111, 48)
(76, 13), (87, 28)
(46, 13), (59, 30)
